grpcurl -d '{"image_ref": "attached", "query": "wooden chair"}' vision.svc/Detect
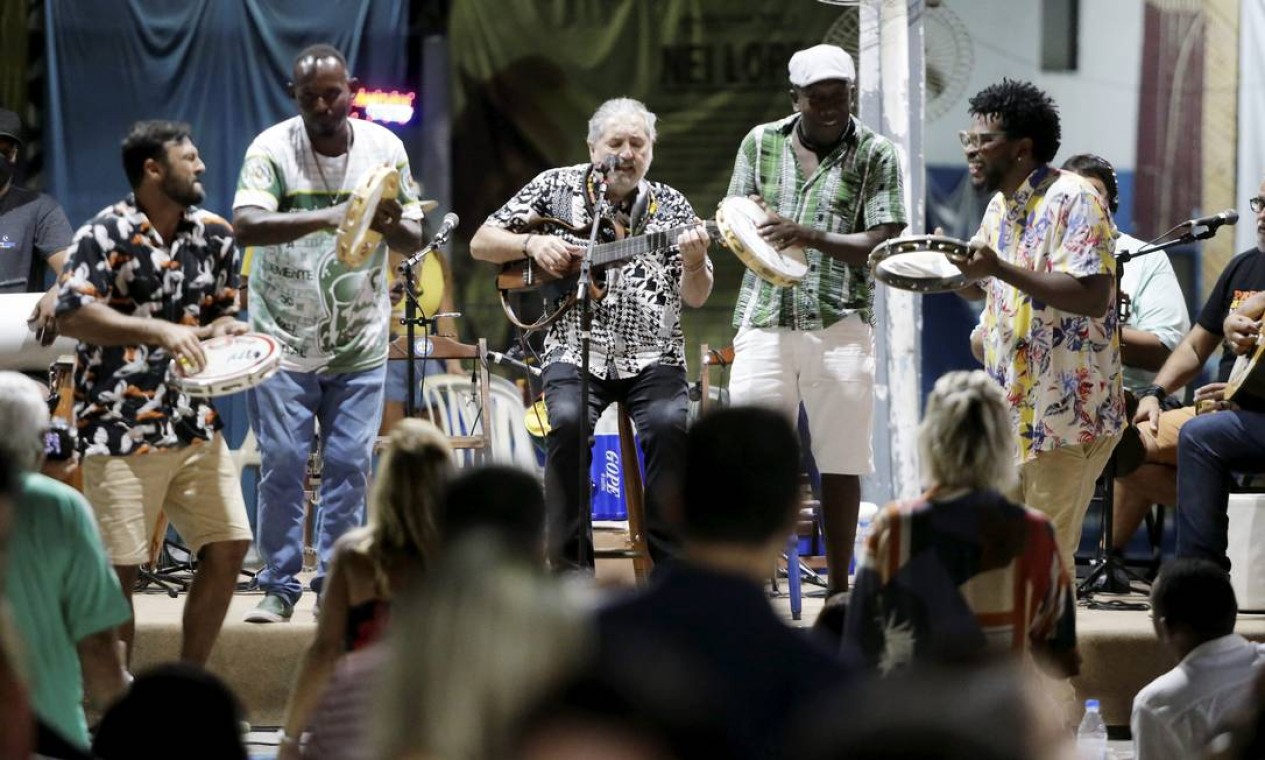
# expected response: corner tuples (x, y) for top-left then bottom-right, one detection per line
(593, 404), (652, 582)
(384, 334), (493, 462)
(696, 344), (735, 414)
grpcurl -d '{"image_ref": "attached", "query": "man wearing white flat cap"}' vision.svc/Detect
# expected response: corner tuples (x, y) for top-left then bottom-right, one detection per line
(723, 43), (907, 597)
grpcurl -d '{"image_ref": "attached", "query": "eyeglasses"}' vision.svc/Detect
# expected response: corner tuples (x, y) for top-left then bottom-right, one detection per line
(958, 130), (1006, 150)
(1250, 196), (1265, 214)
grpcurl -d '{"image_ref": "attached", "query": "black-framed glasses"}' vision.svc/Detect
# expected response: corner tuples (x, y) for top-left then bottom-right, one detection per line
(958, 130), (1006, 150)
(1250, 196), (1265, 214)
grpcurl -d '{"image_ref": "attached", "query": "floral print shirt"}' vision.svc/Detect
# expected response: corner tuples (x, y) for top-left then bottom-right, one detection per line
(55, 195), (240, 456)
(974, 167), (1124, 462)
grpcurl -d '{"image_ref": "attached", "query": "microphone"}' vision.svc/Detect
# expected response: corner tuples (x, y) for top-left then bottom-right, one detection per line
(593, 155), (620, 175)
(486, 350), (542, 377)
(429, 212), (460, 246)
(1182, 209), (1239, 229)
(398, 212), (460, 272)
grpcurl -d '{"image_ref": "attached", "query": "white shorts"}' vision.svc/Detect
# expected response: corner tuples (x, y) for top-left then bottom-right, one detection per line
(728, 315), (875, 475)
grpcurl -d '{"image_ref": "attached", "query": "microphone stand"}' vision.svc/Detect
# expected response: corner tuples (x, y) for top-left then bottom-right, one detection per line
(396, 224), (460, 419)
(575, 170), (612, 570)
(1078, 225), (1218, 600)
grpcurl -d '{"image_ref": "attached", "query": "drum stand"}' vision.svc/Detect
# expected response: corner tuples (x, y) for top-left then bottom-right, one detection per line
(1077, 227), (1212, 601)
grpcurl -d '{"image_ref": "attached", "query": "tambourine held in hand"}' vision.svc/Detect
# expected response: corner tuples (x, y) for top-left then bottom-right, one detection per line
(336, 164), (400, 267)
(869, 234), (971, 293)
(169, 333), (282, 398)
(715, 196), (807, 288)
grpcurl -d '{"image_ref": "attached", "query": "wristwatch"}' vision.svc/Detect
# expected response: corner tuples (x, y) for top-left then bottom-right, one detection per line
(1136, 384), (1168, 401)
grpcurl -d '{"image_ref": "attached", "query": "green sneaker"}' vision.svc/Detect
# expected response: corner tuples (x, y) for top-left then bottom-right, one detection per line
(244, 593), (293, 623)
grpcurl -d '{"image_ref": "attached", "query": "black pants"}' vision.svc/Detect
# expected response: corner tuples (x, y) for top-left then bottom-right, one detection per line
(542, 361), (688, 570)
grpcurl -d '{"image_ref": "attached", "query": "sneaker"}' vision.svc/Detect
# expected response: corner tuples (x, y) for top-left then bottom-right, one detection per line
(244, 593), (293, 623)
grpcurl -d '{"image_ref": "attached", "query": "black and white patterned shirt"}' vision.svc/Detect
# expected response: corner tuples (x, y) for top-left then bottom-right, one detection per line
(485, 164), (697, 379)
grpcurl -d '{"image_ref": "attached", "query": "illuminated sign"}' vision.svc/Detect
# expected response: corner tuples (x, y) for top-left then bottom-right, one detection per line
(351, 89), (416, 125)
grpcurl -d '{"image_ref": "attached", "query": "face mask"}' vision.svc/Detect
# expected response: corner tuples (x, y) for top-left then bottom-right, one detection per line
(0, 155), (13, 188)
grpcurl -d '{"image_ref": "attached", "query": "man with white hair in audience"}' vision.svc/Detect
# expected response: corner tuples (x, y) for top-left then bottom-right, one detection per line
(0, 371), (130, 752)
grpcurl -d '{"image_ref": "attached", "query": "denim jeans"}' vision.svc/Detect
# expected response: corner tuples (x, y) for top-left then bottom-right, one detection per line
(542, 362), (688, 570)
(247, 364), (386, 603)
(1176, 408), (1265, 570)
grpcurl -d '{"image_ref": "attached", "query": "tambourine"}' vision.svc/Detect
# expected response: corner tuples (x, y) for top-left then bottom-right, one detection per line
(715, 196), (807, 287)
(336, 164), (400, 267)
(169, 333), (282, 398)
(868, 234), (971, 294)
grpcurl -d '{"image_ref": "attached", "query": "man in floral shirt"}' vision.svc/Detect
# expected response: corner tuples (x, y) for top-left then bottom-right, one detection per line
(56, 120), (253, 666)
(955, 80), (1124, 580)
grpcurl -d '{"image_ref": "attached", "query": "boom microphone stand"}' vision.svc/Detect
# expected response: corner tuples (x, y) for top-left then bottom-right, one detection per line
(575, 167), (614, 569)
(1078, 224), (1220, 599)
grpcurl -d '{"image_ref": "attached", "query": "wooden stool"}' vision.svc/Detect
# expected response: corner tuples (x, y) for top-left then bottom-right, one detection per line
(593, 403), (652, 582)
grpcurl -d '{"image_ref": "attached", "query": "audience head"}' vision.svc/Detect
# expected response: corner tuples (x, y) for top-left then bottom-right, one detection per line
(437, 464), (547, 562)
(1150, 558), (1238, 654)
(919, 370), (1017, 493)
(0, 372), (50, 474)
(679, 406), (800, 547)
(1060, 154), (1119, 214)
(93, 663), (246, 760)
(374, 532), (589, 760)
(366, 418), (453, 574)
(511, 646), (729, 760)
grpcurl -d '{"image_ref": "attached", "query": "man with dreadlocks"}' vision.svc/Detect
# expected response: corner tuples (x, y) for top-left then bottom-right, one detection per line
(953, 79), (1125, 581)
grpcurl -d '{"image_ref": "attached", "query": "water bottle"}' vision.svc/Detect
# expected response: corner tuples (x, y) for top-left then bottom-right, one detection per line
(849, 502), (879, 575)
(1076, 699), (1108, 760)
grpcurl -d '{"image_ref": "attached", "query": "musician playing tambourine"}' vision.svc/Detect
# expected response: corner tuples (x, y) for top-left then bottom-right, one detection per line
(232, 44), (424, 626)
(55, 120), (254, 667)
(470, 97), (711, 572)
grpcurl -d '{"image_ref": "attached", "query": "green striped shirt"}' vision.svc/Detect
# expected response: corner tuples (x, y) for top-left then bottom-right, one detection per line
(727, 115), (906, 330)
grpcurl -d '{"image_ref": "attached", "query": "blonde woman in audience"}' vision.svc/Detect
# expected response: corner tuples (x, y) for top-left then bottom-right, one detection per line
(844, 370), (1079, 677)
(276, 418), (453, 759)
(374, 531), (591, 760)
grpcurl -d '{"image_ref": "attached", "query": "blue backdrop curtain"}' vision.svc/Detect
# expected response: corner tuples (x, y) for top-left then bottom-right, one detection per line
(44, 0), (408, 228)
(42, 1), (407, 519)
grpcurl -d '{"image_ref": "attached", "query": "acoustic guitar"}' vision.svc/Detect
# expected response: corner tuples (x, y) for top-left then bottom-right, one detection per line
(497, 217), (719, 331)
(1224, 339), (1265, 408)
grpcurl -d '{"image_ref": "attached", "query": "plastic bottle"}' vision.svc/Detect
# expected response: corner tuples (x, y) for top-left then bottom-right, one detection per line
(849, 501), (879, 575)
(1076, 699), (1108, 760)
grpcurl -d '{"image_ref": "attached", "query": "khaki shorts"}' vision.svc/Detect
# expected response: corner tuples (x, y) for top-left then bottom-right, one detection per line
(83, 433), (253, 566)
(1138, 405), (1196, 467)
(729, 315), (876, 475)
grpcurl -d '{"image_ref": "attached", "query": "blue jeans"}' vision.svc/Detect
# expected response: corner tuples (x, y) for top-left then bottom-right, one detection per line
(1175, 408), (1265, 570)
(247, 364), (386, 604)
(542, 362), (688, 570)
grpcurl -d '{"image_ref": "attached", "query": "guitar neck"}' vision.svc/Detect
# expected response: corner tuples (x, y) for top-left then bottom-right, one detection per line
(591, 220), (721, 267)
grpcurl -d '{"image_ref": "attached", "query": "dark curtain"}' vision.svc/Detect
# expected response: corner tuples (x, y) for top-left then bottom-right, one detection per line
(44, 0), (407, 228)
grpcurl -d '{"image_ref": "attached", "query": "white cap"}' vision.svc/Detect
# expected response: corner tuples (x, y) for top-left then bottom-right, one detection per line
(788, 44), (856, 87)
